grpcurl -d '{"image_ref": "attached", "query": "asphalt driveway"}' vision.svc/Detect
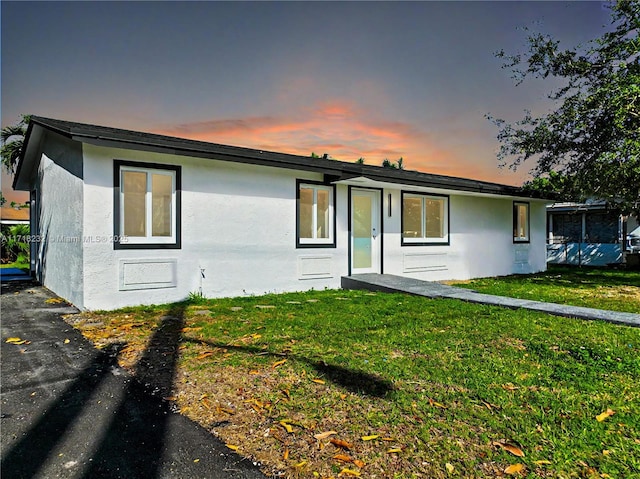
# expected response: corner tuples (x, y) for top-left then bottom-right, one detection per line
(0, 280), (267, 479)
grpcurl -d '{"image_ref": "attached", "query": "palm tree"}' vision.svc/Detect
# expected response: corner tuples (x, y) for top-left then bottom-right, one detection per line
(1, 114), (31, 174)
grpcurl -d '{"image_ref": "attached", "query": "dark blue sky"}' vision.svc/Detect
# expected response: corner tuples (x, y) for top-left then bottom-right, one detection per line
(1, 1), (611, 200)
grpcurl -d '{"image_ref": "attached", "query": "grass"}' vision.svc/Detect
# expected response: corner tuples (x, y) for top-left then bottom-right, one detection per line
(0, 261), (29, 270)
(448, 265), (640, 314)
(68, 276), (640, 479)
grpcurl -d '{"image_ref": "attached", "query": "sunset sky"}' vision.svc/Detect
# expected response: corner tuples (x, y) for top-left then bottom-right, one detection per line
(1, 1), (611, 203)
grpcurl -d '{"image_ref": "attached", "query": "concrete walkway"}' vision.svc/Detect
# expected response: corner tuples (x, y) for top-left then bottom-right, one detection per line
(342, 274), (640, 328)
(1, 280), (268, 479)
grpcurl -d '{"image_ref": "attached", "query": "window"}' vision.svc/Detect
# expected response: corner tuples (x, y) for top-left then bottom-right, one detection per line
(401, 192), (449, 245)
(114, 160), (181, 249)
(297, 180), (335, 247)
(513, 202), (530, 242)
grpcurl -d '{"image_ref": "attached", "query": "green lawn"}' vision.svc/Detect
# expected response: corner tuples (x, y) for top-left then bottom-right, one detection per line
(0, 261), (29, 271)
(73, 282), (640, 478)
(449, 265), (640, 314)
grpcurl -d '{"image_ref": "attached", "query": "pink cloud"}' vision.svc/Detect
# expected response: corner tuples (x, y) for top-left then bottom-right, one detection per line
(155, 99), (525, 186)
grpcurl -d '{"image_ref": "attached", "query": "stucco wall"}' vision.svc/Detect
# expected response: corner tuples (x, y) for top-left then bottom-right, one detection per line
(81, 144), (350, 310)
(34, 135), (84, 307)
(77, 143), (546, 310)
(381, 191), (547, 281)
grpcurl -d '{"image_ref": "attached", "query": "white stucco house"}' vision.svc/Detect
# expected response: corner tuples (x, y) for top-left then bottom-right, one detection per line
(13, 116), (549, 310)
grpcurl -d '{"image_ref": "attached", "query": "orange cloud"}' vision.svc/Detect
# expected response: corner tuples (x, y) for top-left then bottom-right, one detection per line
(155, 100), (527, 186)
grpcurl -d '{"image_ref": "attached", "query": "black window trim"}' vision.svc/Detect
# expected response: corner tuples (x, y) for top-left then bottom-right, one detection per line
(400, 190), (450, 246)
(296, 178), (337, 249)
(113, 159), (182, 250)
(513, 200), (531, 244)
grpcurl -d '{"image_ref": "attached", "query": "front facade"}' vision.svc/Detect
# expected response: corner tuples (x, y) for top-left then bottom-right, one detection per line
(14, 117), (548, 310)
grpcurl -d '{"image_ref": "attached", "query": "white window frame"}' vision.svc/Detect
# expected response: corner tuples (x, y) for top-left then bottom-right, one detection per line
(401, 192), (449, 245)
(513, 201), (530, 243)
(297, 182), (335, 247)
(119, 165), (177, 245)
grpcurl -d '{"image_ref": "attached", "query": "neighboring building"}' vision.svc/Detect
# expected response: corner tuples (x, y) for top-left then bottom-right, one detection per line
(546, 201), (638, 266)
(0, 206), (30, 226)
(13, 116), (550, 310)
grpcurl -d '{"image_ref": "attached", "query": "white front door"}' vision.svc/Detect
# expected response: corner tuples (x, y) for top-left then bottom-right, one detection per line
(350, 188), (381, 274)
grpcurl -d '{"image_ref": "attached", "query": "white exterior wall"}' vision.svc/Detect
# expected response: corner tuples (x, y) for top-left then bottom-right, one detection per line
(67, 143), (547, 310)
(35, 152), (84, 307)
(381, 189), (547, 281)
(81, 144), (350, 310)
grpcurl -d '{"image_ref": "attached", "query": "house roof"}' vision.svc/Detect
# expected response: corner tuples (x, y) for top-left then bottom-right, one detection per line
(15, 116), (545, 199)
(547, 200), (617, 213)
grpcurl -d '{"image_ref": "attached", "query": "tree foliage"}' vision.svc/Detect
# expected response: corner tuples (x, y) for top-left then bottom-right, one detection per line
(488, 1), (640, 213)
(521, 171), (581, 202)
(382, 157), (405, 169)
(1, 223), (29, 264)
(1, 114), (31, 174)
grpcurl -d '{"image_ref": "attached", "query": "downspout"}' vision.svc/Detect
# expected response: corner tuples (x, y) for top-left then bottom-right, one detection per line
(199, 268), (205, 296)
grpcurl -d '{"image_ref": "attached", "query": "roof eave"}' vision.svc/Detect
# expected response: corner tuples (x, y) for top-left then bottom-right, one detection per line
(21, 116), (549, 199)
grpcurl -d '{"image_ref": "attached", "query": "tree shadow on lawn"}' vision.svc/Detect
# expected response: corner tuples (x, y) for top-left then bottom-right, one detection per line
(1, 304), (187, 479)
(183, 338), (395, 398)
(81, 304), (187, 478)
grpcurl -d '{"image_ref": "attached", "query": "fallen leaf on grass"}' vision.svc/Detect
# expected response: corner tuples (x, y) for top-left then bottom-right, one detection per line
(596, 408), (615, 422)
(226, 444), (239, 451)
(314, 431), (338, 440)
(429, 398), (447, 408)
(387, 448), (403, 453)
(334, 454), (352, 462)
(181, 327), (202, 333)
(504, 463), (524, 475)
(361, 435), (379, 441)
(339, 468), (361, 477)
(311, 379), (325, 385)
(492, 441), (525, 457)
(283, 449), (290, 460)
(501, 383), (520, 391)
(330, 439), (353, 450)
(534, 460), (552, 465)
(333, 454), (365, 468)
(445, 462), (454, 474)
(482, 401), (499, 411)
(294, 461), (307, 468)
(195, 351), (214, 360)
(272, 359), (287, 368)
(280, 421), (294, 433)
